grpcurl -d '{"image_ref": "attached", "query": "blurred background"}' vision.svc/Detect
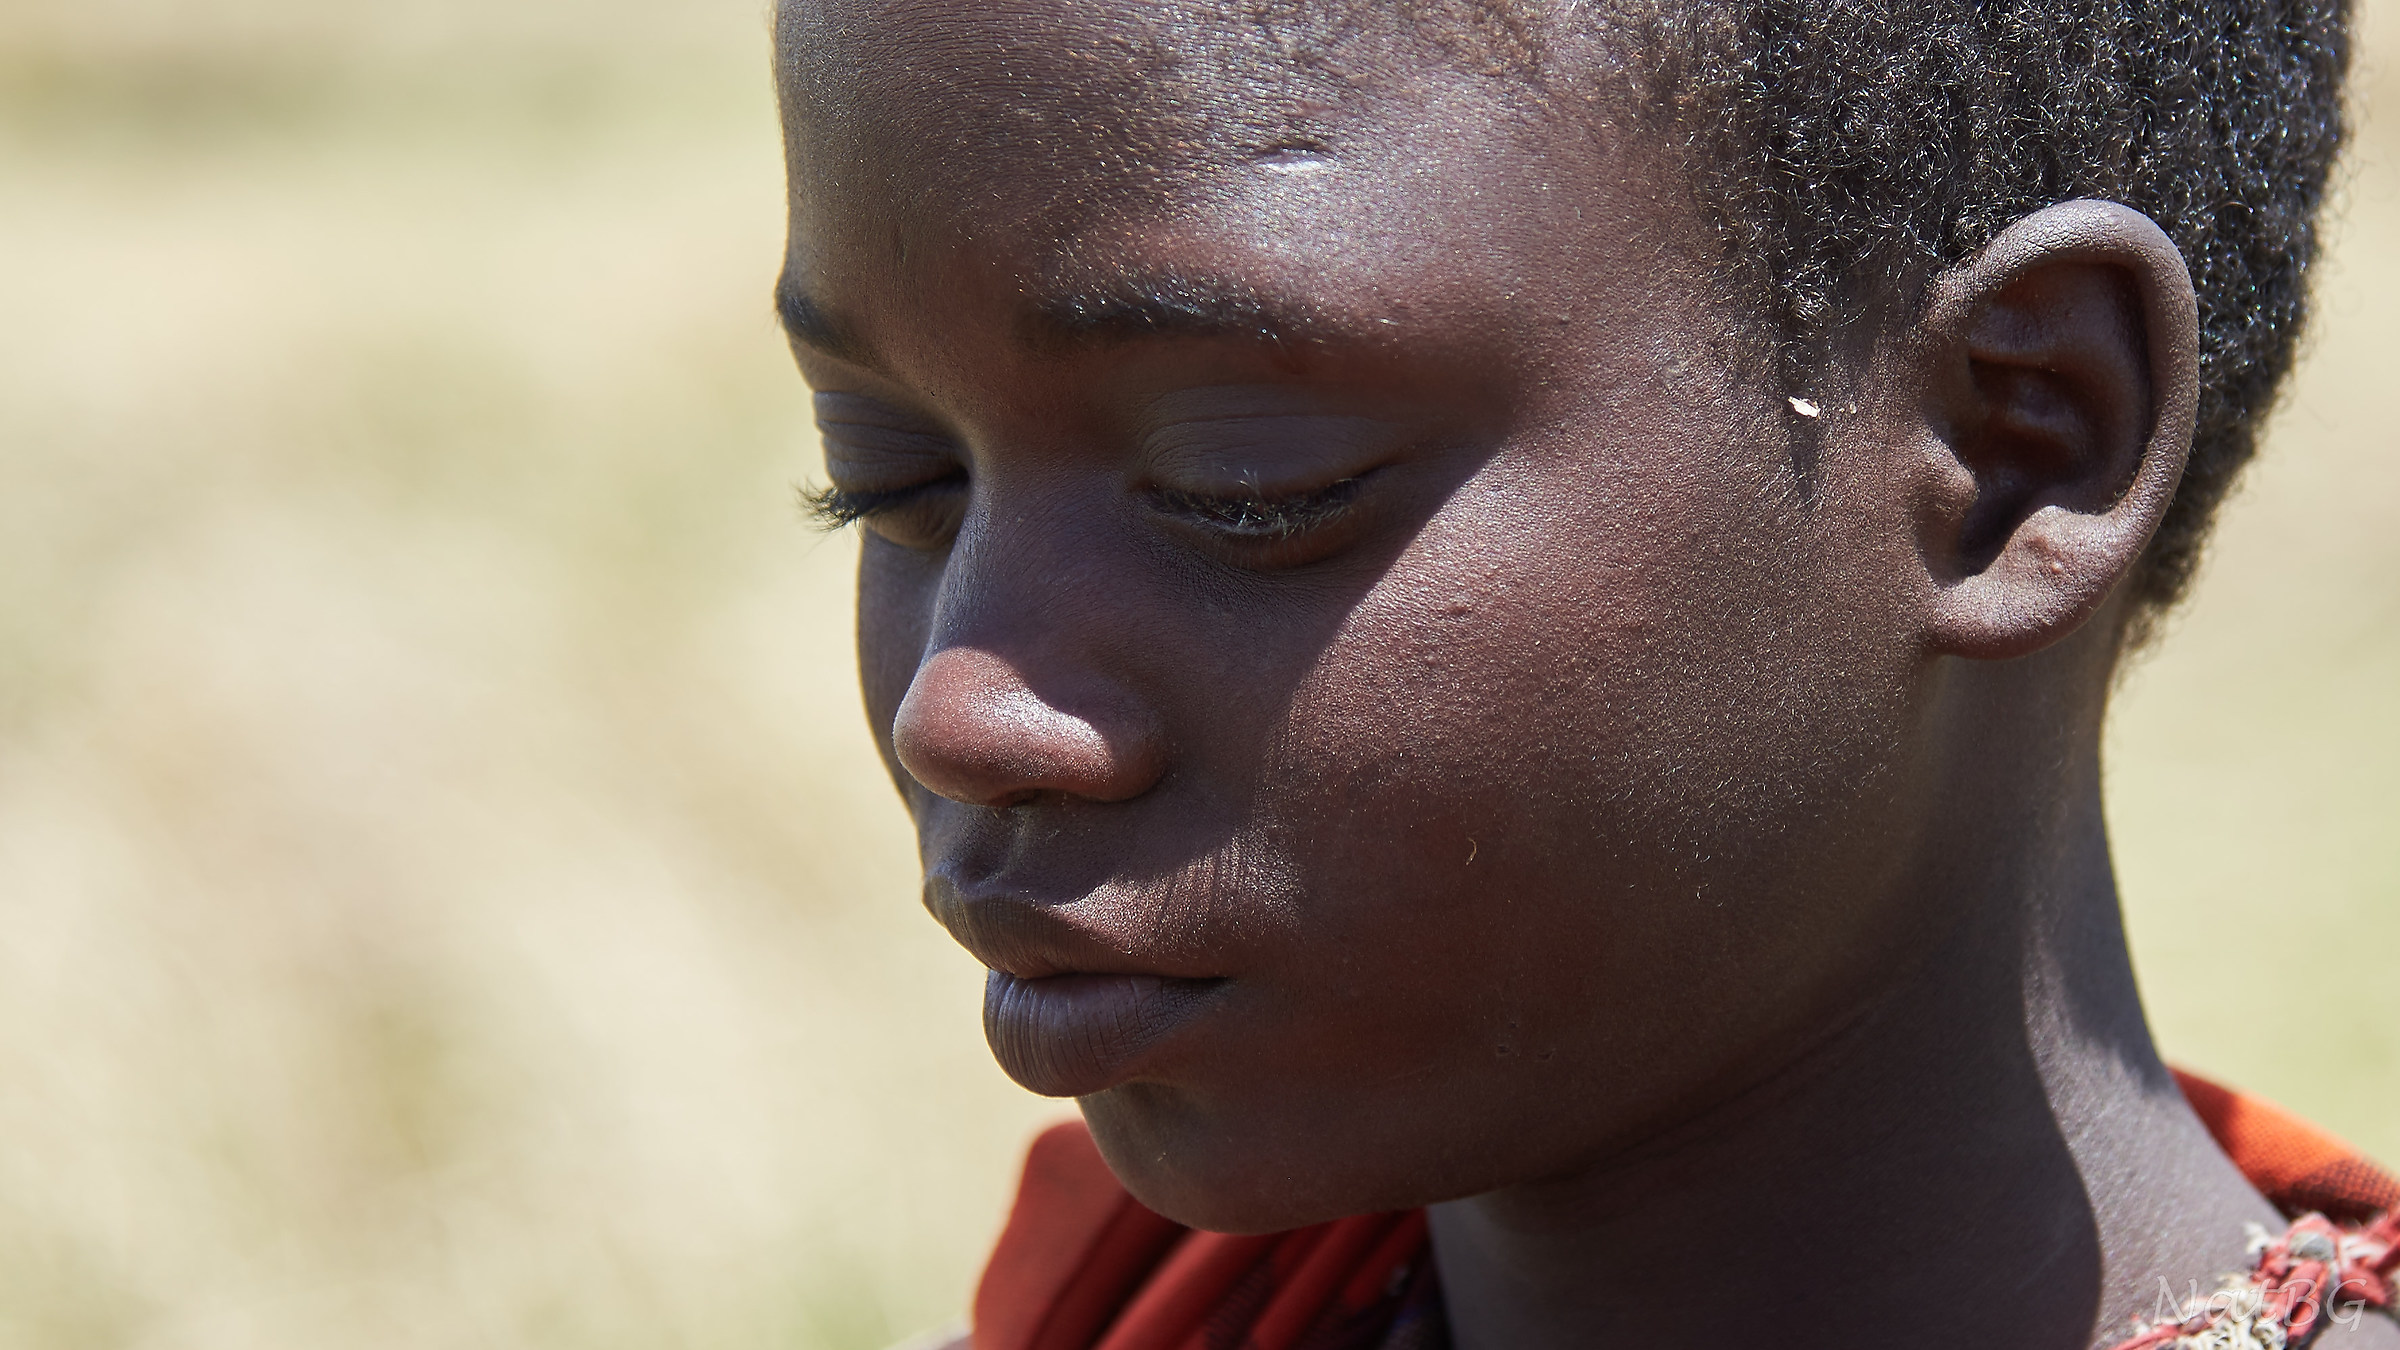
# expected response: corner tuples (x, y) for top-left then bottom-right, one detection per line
(0, 0), (2391, 1345)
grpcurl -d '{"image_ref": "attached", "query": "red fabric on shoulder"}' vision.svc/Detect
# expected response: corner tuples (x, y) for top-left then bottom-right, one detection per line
(974, 1122), (1188, 1350)
(1092, 1230), (1281, 1350)
(1247, 1211), (1424, 1350)
(975, 1080), (2398, 1350)
(973, 1122), (1435, 1350)
(2176, 1068), (2400, 1224)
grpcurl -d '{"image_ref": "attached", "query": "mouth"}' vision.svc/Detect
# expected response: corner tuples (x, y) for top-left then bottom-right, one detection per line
(923, 869), (1240, 1096)
(983, 970), (1229, 1098)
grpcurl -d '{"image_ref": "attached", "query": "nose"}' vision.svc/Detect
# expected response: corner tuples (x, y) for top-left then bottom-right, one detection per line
(890, 646), (1167, 807)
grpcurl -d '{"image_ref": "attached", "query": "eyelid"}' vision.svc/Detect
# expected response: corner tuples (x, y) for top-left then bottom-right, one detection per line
(801, 475), (969, 552)
(804, 479), (954, 529)
(813, 389), (939, 430)
(1151, 473), (1365, 531)
(1139, 413), (1400, 497)
(813, 391), (962, 488)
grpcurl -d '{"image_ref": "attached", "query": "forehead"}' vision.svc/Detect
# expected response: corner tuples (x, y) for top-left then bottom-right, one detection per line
(772, 0), (1616, 281)
(776, 0), (1552, 194)
(770, 0), (1728, 413)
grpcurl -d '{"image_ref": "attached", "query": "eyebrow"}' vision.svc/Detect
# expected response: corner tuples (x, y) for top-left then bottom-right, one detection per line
(773, 272), (871, 365)
(1026, 270), (1354, 350)
(772, 266), (1366, 367)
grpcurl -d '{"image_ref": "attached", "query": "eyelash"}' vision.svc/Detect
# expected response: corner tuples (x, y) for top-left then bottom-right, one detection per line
(800, 475), (1365, 547)
(1149, 479), (1362, 540)
(801, 480), (957, 530)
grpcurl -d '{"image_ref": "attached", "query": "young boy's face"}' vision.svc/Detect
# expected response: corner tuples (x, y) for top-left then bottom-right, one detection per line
(781, 0), (1949, 1230)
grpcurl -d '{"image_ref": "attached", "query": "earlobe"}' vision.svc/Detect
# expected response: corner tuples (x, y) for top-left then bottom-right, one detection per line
(1912, 200), (2199, 660)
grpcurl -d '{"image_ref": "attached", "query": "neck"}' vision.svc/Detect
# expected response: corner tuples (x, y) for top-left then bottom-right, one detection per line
(1429, 664), (2277, 1350)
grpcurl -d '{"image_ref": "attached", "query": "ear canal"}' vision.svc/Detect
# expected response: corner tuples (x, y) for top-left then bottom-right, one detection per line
(1952, 263), (2152, 574)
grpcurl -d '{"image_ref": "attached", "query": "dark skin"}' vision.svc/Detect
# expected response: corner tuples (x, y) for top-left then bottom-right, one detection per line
(774, 4), (2397, 1346)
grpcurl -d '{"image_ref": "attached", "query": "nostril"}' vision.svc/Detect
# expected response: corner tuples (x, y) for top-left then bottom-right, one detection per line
(890, 647), (1166, 807)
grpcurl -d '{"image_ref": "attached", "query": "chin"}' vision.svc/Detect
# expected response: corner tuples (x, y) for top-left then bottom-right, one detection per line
(1076, 1079), (1488, 1234)
(1079, 1086), (1345, 1233)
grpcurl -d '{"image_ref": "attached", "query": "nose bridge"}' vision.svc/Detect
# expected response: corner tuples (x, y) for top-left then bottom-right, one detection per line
(892, 487), (1167, 807)
(924, 477), (1143, 691)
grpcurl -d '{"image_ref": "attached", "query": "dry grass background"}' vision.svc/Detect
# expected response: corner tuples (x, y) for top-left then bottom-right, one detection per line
(0, 1), (2391, 1346)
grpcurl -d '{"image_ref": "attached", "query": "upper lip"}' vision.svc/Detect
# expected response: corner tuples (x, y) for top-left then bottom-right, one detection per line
(923, 871), (1227, 982)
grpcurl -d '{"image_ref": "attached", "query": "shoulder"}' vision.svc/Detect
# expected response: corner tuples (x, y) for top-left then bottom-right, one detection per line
(2175, 1069), (2400, 1223)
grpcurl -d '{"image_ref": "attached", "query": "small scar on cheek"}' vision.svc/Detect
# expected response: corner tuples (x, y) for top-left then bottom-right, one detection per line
(1466, 838), (1479, 864)
(1254, 143), (1334, 174)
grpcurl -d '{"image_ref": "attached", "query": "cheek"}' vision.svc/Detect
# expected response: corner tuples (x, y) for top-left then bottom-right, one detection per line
(1170, 443), (1932, 1196)
(1273, 449), (1910, 908)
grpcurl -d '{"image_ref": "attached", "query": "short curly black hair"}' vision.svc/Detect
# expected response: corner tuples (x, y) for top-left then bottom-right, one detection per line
(1613, 0), (2352, 625)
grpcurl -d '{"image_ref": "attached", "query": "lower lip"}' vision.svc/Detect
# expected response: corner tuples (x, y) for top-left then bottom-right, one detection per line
(983, 971), (1226, 1098)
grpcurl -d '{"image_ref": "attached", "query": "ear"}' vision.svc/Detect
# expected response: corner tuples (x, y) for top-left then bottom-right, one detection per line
(1910, 199), (2199, 660)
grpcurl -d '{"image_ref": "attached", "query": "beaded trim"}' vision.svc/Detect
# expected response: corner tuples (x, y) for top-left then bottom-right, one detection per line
(2108, 1212), (2400, 1350)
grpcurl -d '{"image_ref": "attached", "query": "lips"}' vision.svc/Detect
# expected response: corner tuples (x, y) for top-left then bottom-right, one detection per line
(921, 869), (1234, 1096)
(983, 970), (1227, 1097)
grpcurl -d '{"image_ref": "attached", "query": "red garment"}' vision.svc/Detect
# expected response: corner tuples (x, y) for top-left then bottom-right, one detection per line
(2172, 1069), (2400, 1224)
(971, 1126), (1439, 1350)
(973, 1071), (2399, 1350)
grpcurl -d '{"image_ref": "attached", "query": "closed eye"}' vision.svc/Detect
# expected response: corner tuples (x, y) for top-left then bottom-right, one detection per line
(801, 472), (969, 550)
(803, 482), (925, 529)
(1149, 476), (1364, 541)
